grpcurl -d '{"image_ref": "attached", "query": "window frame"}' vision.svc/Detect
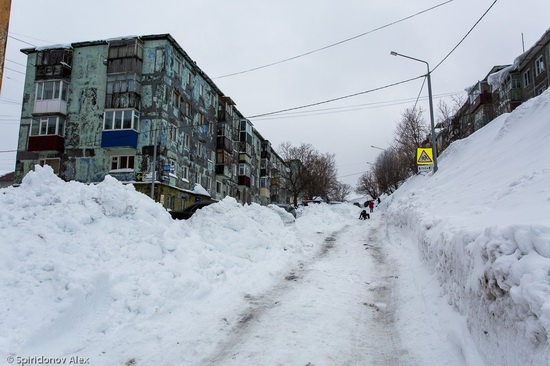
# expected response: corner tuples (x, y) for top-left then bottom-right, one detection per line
(535, 55), (545, 77)
(38, 158), (61, 174)
(35, 80), (68, 101)
(30, 116), (65, 136)
(523, 69), (532, 87)
(103, 109), (140, 131)
(109, 155), (135, 172)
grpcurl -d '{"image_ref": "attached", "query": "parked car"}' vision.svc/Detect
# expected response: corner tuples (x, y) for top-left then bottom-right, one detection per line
(169, 201), (215, 220)
(275, 203), (297, 218)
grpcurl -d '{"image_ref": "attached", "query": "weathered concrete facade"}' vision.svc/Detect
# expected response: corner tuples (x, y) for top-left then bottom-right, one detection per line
(15, 34), (290, 209)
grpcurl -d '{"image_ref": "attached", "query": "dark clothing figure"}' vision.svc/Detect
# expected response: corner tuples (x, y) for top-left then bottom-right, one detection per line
(368, 200), (374, 213)
(359, 210), (370, 220)
(377, 197), (381, 204)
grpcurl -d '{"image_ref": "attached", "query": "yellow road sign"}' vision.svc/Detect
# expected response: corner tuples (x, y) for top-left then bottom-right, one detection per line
(417, 148), (434, 165)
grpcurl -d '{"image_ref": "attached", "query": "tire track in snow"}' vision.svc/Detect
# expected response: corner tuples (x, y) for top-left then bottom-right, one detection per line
(200, 221), (413, 365)
(199, 227), (347, 365)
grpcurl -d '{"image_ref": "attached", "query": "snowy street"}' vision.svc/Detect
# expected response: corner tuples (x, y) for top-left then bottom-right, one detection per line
(197, 217), (470, 366)
(3, 90), (550, 365)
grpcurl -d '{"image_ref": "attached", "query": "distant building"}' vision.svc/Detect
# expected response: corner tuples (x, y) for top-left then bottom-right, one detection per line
(436, 27), (549, 156)
(0, 171), (14, 188)
(14, 34), (289, 208)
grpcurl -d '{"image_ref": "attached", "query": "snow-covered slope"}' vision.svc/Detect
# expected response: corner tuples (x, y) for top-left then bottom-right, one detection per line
(384, 89), (550, 365)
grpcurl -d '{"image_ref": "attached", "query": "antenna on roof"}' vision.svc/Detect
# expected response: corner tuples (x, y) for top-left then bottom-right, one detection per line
(521, 33), (525, 53)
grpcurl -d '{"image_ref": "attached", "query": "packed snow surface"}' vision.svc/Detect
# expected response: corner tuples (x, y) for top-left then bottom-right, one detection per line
(1, 90), (550, 365)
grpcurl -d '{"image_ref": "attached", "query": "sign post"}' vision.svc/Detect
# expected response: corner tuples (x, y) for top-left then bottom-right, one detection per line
(417, 147), (434, 173)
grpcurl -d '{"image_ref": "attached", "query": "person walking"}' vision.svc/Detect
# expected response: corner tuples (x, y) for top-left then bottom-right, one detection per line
(368, 200), (374, 213)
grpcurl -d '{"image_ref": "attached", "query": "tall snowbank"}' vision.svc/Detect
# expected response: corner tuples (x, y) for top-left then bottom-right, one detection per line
(0, 166), (359, 359)
(384, 89), (550, 365)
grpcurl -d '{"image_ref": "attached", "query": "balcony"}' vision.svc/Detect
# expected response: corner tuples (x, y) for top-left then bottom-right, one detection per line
(105, 92), (141, 110)
(470, 92), (492, 113)
(35, 64), (72, 80)
(28, 135), (64, 152)
(238, 175), (251, 187)
(216, 164), (232, 178)
(101, 130), (139, 149)
(33, 99), (68, 115)
(216, 136), (233, 152)
(239, 153), (252, 164)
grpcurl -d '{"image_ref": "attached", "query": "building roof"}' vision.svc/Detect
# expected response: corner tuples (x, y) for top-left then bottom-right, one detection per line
(0, 171), (15, 182)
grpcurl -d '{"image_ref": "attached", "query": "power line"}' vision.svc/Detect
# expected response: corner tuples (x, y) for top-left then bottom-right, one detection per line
(433, 0), (499, 73)
(8, 35), (36, 47)
(213, 0), (455, 79)
(247, 75), (425, 119)
(4, 67), (26, 75)
(253, 91), (461, 121)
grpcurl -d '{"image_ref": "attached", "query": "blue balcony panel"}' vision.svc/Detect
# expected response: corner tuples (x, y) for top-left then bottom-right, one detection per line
(101, 130), (138, 149)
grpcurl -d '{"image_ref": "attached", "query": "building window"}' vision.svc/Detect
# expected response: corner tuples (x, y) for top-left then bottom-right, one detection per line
(38, 158), (61, 174)
(535, 56), (545, 77)
(169, 159), (177, 176)
(36, 49), (72, 66)
(199, 84), (204, 98)
(198, 113), (205, 126)
(239, 163), (251, 176)
(182, 165), (189, 180)
(523, 69), (532, 87)
(197, 142), (203, 157)
(110, 155), (135, 171)
(185, 102), (191, 117)
(216, 181), (222, 194)
(107, 74), (141, 94)
(186, 70), (192, 86)
(167, 195), (175, 210)
(103, 109), (139, 130)
(174, 57), (182, 76)
(183, 133), (190, 150)
(35, 80), (68, 101)
(169, 125), (178, 143)
(30, 116), (64, 136)
(173, 90), (181, 110)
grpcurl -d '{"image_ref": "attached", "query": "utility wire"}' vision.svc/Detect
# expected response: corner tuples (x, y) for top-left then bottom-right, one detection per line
(247, 0), (497, 121)
(412, 77), (427, 112)
(213, 0), (455, 79)
(433, 0), (499, 73)
(253, 91), (461, 121)
(247, 75), (425, 119)
(8, 35), (37, 47)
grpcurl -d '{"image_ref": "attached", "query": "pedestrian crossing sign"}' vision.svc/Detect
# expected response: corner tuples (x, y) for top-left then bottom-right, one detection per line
(416, 148), (434, 165)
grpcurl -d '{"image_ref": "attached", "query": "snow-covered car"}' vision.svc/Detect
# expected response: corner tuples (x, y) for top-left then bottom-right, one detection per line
(268, 204), (296, 224)
(169, 201), (215, 220)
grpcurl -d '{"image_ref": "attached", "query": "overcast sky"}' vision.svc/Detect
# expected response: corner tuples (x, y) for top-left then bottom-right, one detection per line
(2, 0), (549, 191)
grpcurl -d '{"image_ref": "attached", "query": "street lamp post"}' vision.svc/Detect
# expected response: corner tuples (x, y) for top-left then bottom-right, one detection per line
(390, 51), (438, 173)
(151, 97), (159, 199)
(371, 145), (386, 151)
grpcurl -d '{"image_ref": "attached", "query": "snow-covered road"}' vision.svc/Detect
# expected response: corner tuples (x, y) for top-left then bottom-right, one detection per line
(198, 215), (476, 366)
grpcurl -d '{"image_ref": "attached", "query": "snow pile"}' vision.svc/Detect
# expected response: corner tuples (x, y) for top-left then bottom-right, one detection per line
(0, 166), (356, 363)
(384, 89), (550, 365)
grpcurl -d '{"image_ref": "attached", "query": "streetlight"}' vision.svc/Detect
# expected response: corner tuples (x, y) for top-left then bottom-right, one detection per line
(390, 51), (438, 173)
(371, 145), (386, 151)
(151, 97), (160, 199)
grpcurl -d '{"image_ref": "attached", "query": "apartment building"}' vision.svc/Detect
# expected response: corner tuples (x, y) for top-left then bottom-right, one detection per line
(436, 28), (549, 156)
(14, 34), (290, 208)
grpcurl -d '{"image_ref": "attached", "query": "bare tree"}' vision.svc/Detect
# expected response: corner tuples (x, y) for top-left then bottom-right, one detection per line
(330, 181), (352, 202)
(394, 107), (429, 173)
(356, 170), (379, 199)
(278, 142), (340, 205)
